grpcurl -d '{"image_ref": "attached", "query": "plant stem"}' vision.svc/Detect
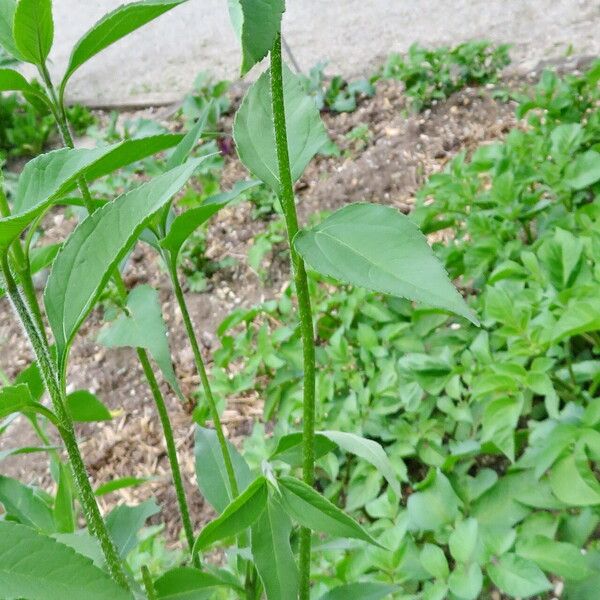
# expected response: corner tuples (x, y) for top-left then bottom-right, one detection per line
(141, 566), (157, 600)
(166, 259), (239, 497)
(40, 63), (197, 560)
(165, 258), (257, 589)
(0, 173), (47, 342)
(270, 34), (317, 599)
(0, 255), (131, 591)
(136, 348), (199, 567)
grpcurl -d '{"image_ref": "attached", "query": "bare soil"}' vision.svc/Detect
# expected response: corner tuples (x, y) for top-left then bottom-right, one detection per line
(0, 65), (547, 540)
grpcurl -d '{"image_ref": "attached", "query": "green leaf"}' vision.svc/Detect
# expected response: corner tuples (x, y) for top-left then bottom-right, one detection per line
(233, 65), (328, 195)
(0, 521), (132, 600)
(0, 135), (181, 252)
(0, 475), (54, 532)
(551, 298), (600, 343)
(61, 0), (187, 92)
(53, 463), (75, 534)
(449, 518), (478, 563)
(13, 0), (53, 65)
(0, 67), (37, 95)
(0, 383), (56, 424)
(166, 103), (210, 169)
(294, 203), (478, 324)
(194, 425), (253, 513)
(0, 0), (23, 59)
(480, 396), (521, 461)
(407, 470), (461, 531)
(270, 432), (337, 467)
(44, 160), (200, 365)
(564, 150), (600, 190)
(420, 543), (449, 579)
(66, 390), (112, 422)
(161, 180), (259, 259)
(228, 0), (285, 75)
(106, 499), (159, 558)
(251, 496), (299, 600)
(193, 476), (267, 553)
(487, 553), (552, 598)
(319, 430), (401, 497)
(0, 382), (33, 419)
(516, 535), (591, 581)
(318, 582), (397, 600)
(154, 567), (242, 599)
(448, 563), (483, 600)
(549, 451), (600, 506)
(29, 242), (61, 274)
(98, 285), (182, 398)
(94, 476), (150, 496)
(278, 475), (380, 546)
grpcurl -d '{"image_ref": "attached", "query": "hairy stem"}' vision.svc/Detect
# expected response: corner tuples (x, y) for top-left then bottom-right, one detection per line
(166, 259), (239, 497)
(136, 348), (198, 567)
(40, 62), (197, 560)
(1, 255), (130, 591)
(270, 34), (317, 598)
(0, 173), (47, 342)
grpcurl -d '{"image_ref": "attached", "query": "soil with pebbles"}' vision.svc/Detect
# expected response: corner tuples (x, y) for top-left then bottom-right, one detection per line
(0, 63), (561, 542)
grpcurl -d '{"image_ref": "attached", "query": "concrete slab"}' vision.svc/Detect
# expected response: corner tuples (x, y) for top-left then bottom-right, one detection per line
(42, 0), (600, 106)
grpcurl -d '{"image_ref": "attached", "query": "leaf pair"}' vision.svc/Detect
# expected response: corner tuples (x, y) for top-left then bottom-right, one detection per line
(233, 61), (476, 323)
(0, 135), (181, 252)
(44, 158), (203, 368)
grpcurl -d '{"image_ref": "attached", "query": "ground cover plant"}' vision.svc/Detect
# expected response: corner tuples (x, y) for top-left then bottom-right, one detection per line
(0, 1), (473, 598)
(0, 2), (600, 600)
(382, 41), (511, 111)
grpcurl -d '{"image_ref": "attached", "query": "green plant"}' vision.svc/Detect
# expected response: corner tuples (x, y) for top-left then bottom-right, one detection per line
(301, 61), (375, 113)
(209, 60), (600, 599)
(0, 2), (475, 599)
(382, 41), (511, 111)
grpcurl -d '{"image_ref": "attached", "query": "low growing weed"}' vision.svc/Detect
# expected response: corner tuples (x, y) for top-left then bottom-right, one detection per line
(0, 1), (599, 600)
(382, 40), (511, 111)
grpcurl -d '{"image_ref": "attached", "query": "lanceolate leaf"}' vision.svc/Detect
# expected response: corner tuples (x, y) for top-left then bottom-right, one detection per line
(228, 0), (285, 75)
(53, 463), (75, 534)
(60, 0), (187, 93)
(0, 475), (55, 532)
(294, 203), (478, 324)
(13, 0), (53, 65)
(194, 426), (253, 513)
(193, 476), (267, 553)
(318, 583), (397, 600)
(0, 383), (56, 423)
(66, 390), (112, 422)
(319, 430), (401, 497)
(44, 160), (201, 366)
(98, 285), (182, 398)
(0, 521), (132, 600)
(251, 496), (299, 600)
(270, 432), (337, 467)
(0, 68), (40, 96)
(278, 476), (381, 546)
(106, 499), (160, 558)
(0, 0), (23, 59)
(234, 66), (328, 194)
(161, 179), (260, 260)
(0, 135), (181, 252)
(154, 567), (243, 599)
(166, 102), (210, 169)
